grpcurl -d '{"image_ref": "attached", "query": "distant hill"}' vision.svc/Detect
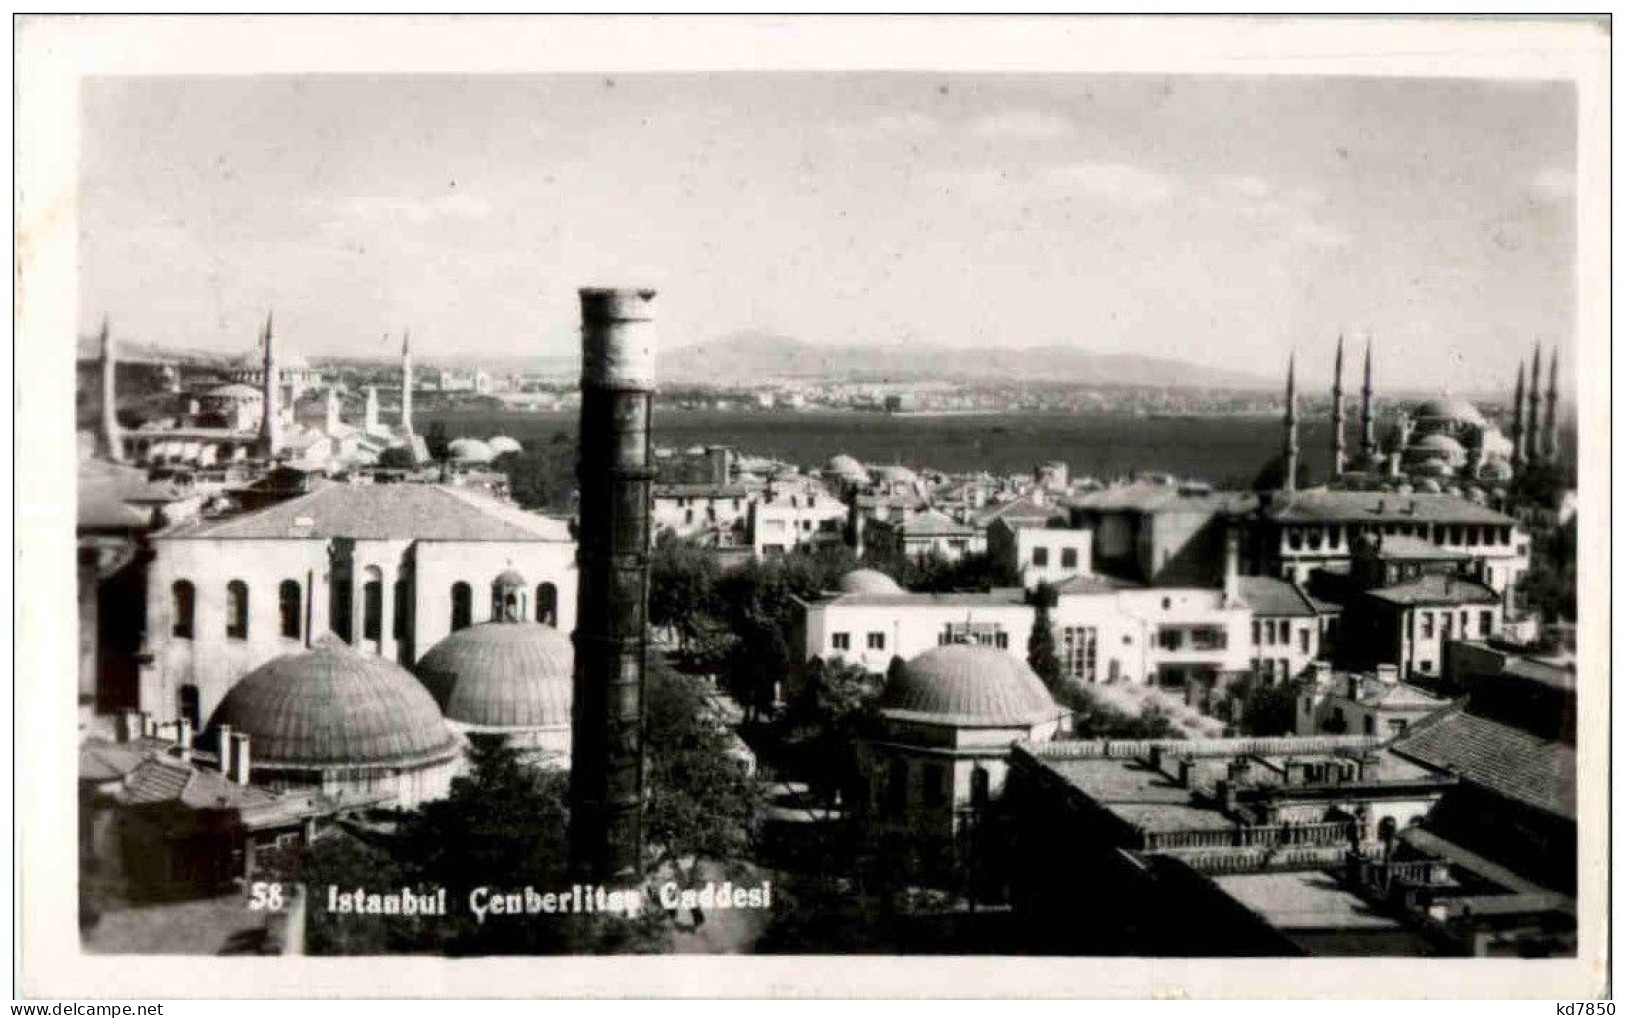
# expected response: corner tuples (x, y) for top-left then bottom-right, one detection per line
(657, 330), (1280, 391)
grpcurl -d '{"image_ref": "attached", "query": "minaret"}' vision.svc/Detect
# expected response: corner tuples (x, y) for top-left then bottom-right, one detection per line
(569, 287), (657, 884)
(1510, 360), (1525, 473)
(400, 329), (415, 436)
(1527, 346), (1543, 465)
(1330, 335), (1346, 478)
(257, 312), (282, 458)
(1283, 352), (1299, 493)
(1542, 347), (1560, 462)
(98, 317), (125, 463)
(325, 385), (342, 435)
(365, 385), (380, 434)
(1359, 338), (1376, 463)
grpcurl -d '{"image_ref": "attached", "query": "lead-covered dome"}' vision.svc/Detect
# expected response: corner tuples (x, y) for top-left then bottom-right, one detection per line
(877, 645), (1060, 726)
(414, 622), (573, 729)
(1414, 397), (1487, 429)
(206, 636), (456, 769)
(826, 454), (868, 480)
(488, 435), (522, 456)
(447, 437), (496, 464)
(837, 568), (904, 596)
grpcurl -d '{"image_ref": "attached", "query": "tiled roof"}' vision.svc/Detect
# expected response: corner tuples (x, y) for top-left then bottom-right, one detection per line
(974, 494), (1069, 529)
(1056, 573), (1144, 596)
(1235, 576), (1318, 617)
(160, 483), (569, 542)
(1263, 490), (1514, 525)
(1391, 707), (1576, 820)
(1368, 534), (1471, 561)
(898, 508), (976, 538)
(822, 588), (1029, 609)
(1073, 482), (1256, 515)
(1364, 574), (1498, 606)
(111, 755), (284, 811)
(654, 483), (750, 499)
(78, 460), (165, 531)
(877, 645), (1061, 727)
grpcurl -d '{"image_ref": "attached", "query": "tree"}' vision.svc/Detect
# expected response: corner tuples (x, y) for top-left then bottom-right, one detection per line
(649, 531), (722, 655)
(424, 420), (452, 461)
(1220, 674), (1302, 736)
(1026, 581), (1063, 691)
(774, 657), (883, 800)
(495, 435), (577, 513)
(1056, 683), (1184, 740)
(377, 446), (416, 470)
(643, 655), (765, 922)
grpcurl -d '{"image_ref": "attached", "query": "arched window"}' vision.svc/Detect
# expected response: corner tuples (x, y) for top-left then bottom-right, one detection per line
(451, 582), (472, 632)
(362, 568), (383, 643)
(171, 580), (195, 639)
(536, 583), (558, 627)
(225, 580), (248, 640)
(178, 685), (201, 729)
(278, 580), (302, 640)
(970, 767), (991, 809)
(393, 579), (410, 640)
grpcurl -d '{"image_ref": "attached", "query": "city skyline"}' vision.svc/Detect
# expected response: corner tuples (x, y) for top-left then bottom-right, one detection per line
(81, 74), (1576, 395)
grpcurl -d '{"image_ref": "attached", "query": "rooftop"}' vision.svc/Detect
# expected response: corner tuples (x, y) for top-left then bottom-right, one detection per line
(1073, 481), (1257, 515)
(1235, 576), (1319, 617)
(816, 587), (1029, 609)
(1264, 490), (1514, 526)
(160, 483), (571, 542)
(1365, 534), (1472, 561)
(1363, 574), (1498, 607)
(1391, 706), (1576, 821)
(653, 483), (751, 499)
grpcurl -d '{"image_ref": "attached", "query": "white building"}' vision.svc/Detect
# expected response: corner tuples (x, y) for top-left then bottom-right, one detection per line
(749, 478), (847, 558)
(987, 516), (1093, 589)
(141, 481), (577, 730)
(651, 483), (752, 541)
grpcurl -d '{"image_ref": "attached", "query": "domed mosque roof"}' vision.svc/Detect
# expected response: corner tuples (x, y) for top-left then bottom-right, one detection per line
(206, 636), (456, 770)
(1413, 433), (1466, 456)
(1414, 396), (1487, 429)
(488, 435), (523, 456)
(876, 464), (919, 484)
(447, 437), (496, 463)
(414, 622), (574, 730)
(826, 453), (868, 479)
(876, 645), (1061, 727)
(837, 569), (904, 595)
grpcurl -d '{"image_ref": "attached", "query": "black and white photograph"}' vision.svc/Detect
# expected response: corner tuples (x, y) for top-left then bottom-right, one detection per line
(15, 14), (1609, 1000)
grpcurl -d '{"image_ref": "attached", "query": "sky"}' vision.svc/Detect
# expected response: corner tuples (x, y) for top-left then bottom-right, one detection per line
(80, 73), (1577, 394)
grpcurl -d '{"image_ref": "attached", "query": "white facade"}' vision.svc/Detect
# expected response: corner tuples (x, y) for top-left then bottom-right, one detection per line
(798, 595), (1034, 674)
(750, 483), (847, 558)
(651, 485), (751, 539)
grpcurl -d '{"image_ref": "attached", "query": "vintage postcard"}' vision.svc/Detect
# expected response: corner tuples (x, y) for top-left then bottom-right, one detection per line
(14, 14), (1610, 999)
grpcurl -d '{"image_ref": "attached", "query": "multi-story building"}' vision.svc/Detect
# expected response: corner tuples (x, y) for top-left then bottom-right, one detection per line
(1070, 481), (1255, 588)
(1234, 575), (1333, 683)
(651, 482), (752, 540)
(141, 481), (577, 730)
(864, 508), (983, 563)
(1295, 663), (1452, 738)
(748, 478), (847, 558)
(987, 516), (1093, 589)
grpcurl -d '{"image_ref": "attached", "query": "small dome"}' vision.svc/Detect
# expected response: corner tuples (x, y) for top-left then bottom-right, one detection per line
(837, 569), (903, 595)
(414, 622), (573, 729)
(876, 464), (918, 484)
(877, 645), (1059, 726)
(204, 383), (264, 401)
(1416, 478), (1444, 493)
(447, 438), (495, 463)
(207, 637), (455, 769)
(826, 454), (867, 479)
(1413, 433), (1466, 455)
(1414, 397), (1487, 429)
(493, 568), (527, 588)
(488, 435), (522, 456)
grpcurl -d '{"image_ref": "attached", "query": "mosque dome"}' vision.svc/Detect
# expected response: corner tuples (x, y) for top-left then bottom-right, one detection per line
(447, 437), (496, 464)
(876, 464), (919, 485)
(826, 454), (868, 479)
(1413, 459), (1454, 478)
(1416, 478), (1444, 494)
(414, 622), (573, 729)
(1413, 434), (1466, 457)
(205, 383), (264, 402)
(206, 636), (456, 769)
(836, 568), (904, 595)
(1478, 459), (1515, 483)
(876, 645), (1060, 726)
(1414, 397), (1487, 429)
(487, 435), (523, 456)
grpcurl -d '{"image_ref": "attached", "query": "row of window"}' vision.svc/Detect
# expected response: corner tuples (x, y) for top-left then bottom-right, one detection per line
(1156, 625), (1229, 652)
(831, 631), (887, 652)
(879, 760), (990, 812)
(1030, 546), (1080, 569)
(170, 577), (559, 642)
(1416, 608), (1495, 642)
(1284, 522), (1515, 553)
(1251, 619), (1313, 653)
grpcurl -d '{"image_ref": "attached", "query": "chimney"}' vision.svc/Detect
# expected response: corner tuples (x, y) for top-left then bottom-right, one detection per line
(119, 708), (140, 744)
(231, 733), (251, 786)
(98, 318), (125, 463)
(325, 386), (341, 433)
(568, 287), (657, 885)
(400, 329), (415, 436)
(257, 312), (281, 459)
(1222, 519), (1240, 604)
(1346, 673), (1361, 699)
(216, 724), (233, 776)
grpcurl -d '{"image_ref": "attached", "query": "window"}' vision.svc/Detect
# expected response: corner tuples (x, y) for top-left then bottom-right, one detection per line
(867, 632), (886, 651)
(684, 509), (694, 525)
(994, 631), (1009, 650)
(178, 685), (200, 729)
(1480, 610), (1494, 636)
(362, 578), (382, 642)
(970, 767), (991, 808)
(1158, 627), (1183, 651)
(225, 580), (248, 640)
(1252, 621), (1262, 646)
(1288, 528), (1303, 550)
(1388, 719), (1409, 735)
(278, 580), (302, 640)
(1419, 659), (1433, 673)
(832, 632), (851, 651)
(1299, 627), (1311, 654)
(1032, 546), (1049, 567)
(1061, 547), (1078, 569)
(922, 764), (946, 807)
(1062, 626), (1098, 682)
(536, 583), (558, 627)
(1363, 715), (1376, 735)
(171, 580), (195, 639)
(394, 580), (410, 639)
(451, 582), (472, 632)
(1420, 612), (1435, 639)
(1441, 612), (1454, 639)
